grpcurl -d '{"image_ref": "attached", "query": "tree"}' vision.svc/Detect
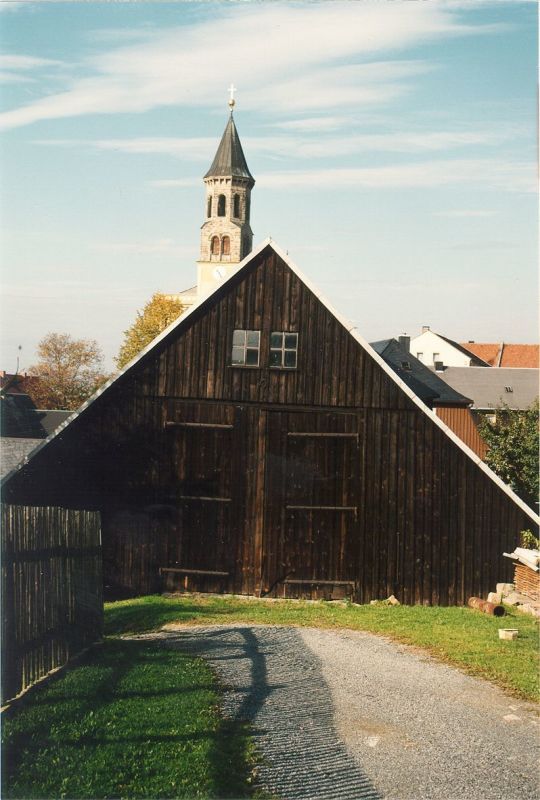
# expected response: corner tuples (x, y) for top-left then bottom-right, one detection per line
(115, 293), (185, 369)
(479, 400), (539, 510)
(28, 333), (108, 410)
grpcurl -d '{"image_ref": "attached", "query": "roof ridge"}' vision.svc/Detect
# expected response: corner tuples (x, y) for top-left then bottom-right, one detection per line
(3, 238), (537, 525)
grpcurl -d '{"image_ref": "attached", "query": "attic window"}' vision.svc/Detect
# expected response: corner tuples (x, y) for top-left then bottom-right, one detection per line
(232, 330), (260, 367)
(400, 361), (411, 371)
(505, 386), (513, 393)
(217, 194), (226, 216)
(270, 332), (298, 368)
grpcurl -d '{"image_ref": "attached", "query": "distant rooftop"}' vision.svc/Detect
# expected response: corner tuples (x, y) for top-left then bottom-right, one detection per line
(460, 343), (539, 369)
(434, 367), (539, 410)
(370, 339), (471, 408)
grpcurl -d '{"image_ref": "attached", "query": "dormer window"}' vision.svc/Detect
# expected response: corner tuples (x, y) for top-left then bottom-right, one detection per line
(217, 194), (226, 216)
(270, 332), (298, 368)
(232, 330), (260, 366)
(233, 194), (240, 218)
(207, 196), (212, 217)
(211, 236), (220, 256)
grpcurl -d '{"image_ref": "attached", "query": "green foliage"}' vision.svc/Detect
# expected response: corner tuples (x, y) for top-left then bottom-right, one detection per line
(2, 640), (256, 799)
(116, 293), (185, 369)
(105, 595), (540, 701)
(28, 332), (108, 410)
(520, 529), (540, 550)
(479, 400), (539, 510)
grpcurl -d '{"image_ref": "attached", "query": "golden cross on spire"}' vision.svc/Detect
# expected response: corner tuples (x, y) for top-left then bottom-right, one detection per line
(228, 83), (236, 110)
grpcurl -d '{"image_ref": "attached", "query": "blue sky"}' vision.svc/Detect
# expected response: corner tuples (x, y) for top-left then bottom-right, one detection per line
(1, 0), (537, 371)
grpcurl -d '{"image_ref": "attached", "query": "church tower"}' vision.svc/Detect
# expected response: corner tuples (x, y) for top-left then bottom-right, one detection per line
(197, 90), (255, 295)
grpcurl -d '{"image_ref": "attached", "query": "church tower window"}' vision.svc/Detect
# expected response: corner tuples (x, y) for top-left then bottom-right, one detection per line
(221, 236), (230, 256)
(211, 236), (220, 256)
(207, 197), (212, 217)
(233, 194), (240, 218)
(217, 194), (226, 216)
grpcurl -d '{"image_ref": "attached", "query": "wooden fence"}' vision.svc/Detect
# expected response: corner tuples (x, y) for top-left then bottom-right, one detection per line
(2, 504), (102, 704)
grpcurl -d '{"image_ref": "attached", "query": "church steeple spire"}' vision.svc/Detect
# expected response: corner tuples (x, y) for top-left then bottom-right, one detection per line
(204, 115), (254, 183)
(197, 93), (255, 295)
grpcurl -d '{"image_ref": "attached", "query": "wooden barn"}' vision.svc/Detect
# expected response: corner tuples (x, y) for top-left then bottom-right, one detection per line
(2, 111), (538, 606)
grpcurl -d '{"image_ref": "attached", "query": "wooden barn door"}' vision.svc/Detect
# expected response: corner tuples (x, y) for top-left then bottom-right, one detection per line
(262, 411), (361, 600)
(162, 402), (245, 593)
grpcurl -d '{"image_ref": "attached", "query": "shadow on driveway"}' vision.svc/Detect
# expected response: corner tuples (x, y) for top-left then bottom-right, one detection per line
(154, 625), (381, 800)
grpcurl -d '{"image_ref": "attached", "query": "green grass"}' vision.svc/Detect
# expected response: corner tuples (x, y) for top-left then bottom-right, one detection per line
(105, 594), (540, 701)
(2, 639), (257, 799)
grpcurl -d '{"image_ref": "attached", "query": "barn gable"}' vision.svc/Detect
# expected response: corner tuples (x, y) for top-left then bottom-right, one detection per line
(3, 240), (538, 605)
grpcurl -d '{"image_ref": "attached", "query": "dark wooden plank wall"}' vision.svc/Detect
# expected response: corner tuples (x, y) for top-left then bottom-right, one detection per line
(3, 246), (537, 605)
(1, 504), (102, 704)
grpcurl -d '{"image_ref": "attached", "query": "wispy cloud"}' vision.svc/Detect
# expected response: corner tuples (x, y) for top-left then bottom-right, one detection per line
(150, 178), (199, 189)
(433, 209), (498, 218)
(256, 160), (534, 192)
(0, 55), (63, 69)
(37, 126), (519, 161)
(272, 117), (348, 133)
(0, 3), (499, 131)
(150, 159), (533, 193)
(0, 71), (35, 84)
(93, 238), (195, 257)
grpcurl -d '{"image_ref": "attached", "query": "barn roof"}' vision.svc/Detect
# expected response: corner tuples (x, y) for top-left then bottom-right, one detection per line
(204, 114), (254, 183)
(2, 239), (538, 524)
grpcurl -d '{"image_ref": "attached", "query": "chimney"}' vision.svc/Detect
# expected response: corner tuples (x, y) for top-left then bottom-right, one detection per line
(398, 334), (410, 353)
(422, 325), (430, 333)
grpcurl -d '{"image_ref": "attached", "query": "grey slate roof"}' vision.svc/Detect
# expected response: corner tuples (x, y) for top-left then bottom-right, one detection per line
(370, 339), (472, 407)
(433, 367), (539, 410)
(204, 114), (254, 183)
(1, 394), (71, 438)
(1, 438), (41, 479)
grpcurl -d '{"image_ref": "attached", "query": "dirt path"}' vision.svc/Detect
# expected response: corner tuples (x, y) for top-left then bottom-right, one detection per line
(140, 625), (539, 800)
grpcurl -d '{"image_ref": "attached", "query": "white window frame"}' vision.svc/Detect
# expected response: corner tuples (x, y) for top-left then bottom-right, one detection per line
(270, 331), (298, 369)
(231, 330), (260, 367)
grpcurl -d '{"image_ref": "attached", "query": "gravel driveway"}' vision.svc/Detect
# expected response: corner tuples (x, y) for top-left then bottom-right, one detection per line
(139, 625), (539, 800)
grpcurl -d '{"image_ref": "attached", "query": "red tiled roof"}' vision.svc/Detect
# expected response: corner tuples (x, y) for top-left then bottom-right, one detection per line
(460, 343), (539, 368)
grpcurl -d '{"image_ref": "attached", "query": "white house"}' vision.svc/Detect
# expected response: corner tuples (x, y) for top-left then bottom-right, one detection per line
(410, 327), (490, 369)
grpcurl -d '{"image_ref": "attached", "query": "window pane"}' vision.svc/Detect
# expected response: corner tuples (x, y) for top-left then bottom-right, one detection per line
(246, 330), (260, 347)
(270, 332), (283, 349)
(232, 346), (245, 364)
(284, 333), (298, 350)
(232, 330), (245, 346)
(284, 350), (297, 368)
(269, 350), (282, 367)
(246, 348), (259, 366)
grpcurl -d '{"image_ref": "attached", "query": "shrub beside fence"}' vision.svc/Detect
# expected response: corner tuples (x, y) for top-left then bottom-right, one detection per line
(2, 504), (103, 704)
